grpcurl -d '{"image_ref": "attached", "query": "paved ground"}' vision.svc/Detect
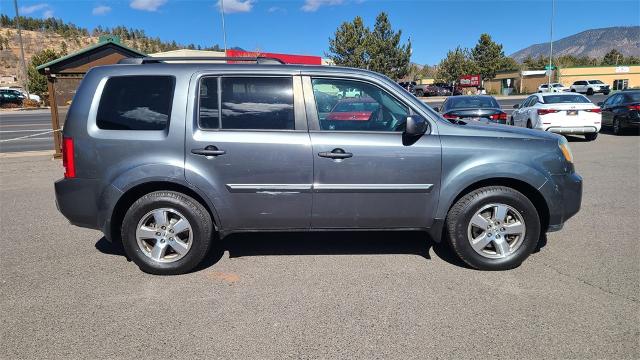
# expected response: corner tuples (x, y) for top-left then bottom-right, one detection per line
(1, 129), (638, 359)
(0, 95), (607, 153)
(0, 109), (66, 153)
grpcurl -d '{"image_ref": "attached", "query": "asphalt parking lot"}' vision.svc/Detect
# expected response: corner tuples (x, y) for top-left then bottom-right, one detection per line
(1, 129), (638, 358)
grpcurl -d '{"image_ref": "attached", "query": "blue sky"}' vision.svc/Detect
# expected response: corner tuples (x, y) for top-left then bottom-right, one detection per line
(3, 0), (639, 64)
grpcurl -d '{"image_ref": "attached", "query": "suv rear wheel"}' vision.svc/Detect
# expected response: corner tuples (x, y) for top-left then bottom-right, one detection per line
(121, 191), (213, 275)
(445, 186), (541, 270)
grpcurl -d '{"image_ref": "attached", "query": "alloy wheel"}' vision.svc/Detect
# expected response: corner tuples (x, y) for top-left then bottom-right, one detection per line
(467, 203), (526, 259)
(135, 208), (193, 263)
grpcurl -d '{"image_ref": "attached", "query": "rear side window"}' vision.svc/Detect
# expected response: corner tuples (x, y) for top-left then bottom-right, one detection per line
(219, 77), (294, 130)
(97, 76), (175, 130)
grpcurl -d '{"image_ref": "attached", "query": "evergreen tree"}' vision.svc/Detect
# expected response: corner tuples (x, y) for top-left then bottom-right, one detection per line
(434, 47), (478, 84)
(328, 16), (369, 70)
(601, 49), (624, 65)
(471, 33), (508, 81)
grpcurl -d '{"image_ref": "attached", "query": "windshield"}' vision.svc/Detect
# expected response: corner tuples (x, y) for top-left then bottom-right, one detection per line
(588, 80), (604, 84)
(446, 96), (499, 109)
(543, 95), (591, 104)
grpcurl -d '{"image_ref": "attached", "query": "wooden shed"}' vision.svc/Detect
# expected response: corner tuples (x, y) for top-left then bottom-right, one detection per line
(37, 36), (145, 157)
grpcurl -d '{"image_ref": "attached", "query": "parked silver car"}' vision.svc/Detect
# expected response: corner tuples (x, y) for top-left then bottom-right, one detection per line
(55, 57), (582, 274)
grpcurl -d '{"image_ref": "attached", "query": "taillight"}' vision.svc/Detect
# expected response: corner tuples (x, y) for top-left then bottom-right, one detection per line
(490, 112), (508, 120)
(443, 113), (458, 119)
(62, 137), (75, 178)
(628, 104), (640, 111)
(537, 109), (559, 115)
(585, 108), (601, 113)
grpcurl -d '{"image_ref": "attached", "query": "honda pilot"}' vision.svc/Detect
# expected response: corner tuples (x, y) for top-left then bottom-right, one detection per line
(54, 57), (582, 275)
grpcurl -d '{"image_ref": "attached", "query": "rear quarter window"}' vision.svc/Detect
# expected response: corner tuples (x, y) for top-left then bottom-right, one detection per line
(96, 76), (175, 130)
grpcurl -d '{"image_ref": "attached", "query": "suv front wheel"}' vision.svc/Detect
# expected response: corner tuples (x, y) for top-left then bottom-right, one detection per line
(121, 191), (213, 275)
(445, 186), (541, 270)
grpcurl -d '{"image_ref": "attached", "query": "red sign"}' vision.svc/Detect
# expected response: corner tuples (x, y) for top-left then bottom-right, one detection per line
(459, 74), (480, 87)
(226, 49), (322, 65)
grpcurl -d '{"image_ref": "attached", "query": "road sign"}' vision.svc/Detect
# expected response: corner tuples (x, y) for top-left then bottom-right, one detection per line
(545, 65), (556, 70)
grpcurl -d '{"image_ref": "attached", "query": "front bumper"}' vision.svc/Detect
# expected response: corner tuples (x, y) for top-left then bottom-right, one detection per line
(541, 172), (583, 232)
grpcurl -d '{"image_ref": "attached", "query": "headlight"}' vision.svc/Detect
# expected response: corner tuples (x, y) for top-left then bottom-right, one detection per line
(559, 137), (573, 163)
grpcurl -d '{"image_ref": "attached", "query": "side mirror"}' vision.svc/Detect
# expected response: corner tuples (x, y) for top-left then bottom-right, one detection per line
(512, 104), (520, 109)
(432, 106), (440, 112)
(405, 115), (428, 137)
(597, 102), (603, 106)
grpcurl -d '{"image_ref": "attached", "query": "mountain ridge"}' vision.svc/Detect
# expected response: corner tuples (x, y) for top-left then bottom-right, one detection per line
(510, 26), (640, 62)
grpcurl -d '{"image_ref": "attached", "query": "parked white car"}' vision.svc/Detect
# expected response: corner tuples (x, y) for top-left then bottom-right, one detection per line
(569, 80), (610, 95)
(538, 83), (569, 93)
(509, 93), (601, 141)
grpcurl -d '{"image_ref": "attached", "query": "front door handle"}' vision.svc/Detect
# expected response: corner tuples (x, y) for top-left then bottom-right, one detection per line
(318, 148), (353, 159)
(192, 145), (226, 156)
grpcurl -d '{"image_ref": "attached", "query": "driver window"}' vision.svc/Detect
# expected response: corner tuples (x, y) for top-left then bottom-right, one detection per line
(311, 78), (409, 131)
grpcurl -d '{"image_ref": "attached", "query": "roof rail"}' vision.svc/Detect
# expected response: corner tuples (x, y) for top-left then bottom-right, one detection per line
(118, 56), (286, 65)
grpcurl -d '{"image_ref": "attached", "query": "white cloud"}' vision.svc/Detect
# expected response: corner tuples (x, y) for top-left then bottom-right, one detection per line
(301, 0), (344, 12)
(130, 0), (167, 12)
(43, 9), (54, 18)
(19, 3), (49, 15)
(217, 0), (254, 14)
(92, 5), (112, 15)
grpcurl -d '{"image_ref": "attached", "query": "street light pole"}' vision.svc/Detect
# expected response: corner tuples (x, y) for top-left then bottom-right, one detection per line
(220, 0), (228, 53)
(13, 0), (30, 99)
(548, 0), (555, 85)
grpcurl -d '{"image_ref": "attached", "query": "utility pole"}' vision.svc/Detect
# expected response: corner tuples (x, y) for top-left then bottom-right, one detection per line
(547, 0), (555, 85)
(220, 0), (228, 53)
(13, 0), (30, 98)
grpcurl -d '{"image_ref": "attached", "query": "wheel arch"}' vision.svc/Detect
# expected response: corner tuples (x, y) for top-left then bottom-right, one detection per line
(446, 177), (549, 230)
(106, 180), (221, 246)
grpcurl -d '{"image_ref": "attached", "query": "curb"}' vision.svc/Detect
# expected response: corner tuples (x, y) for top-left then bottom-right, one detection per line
(0, 150), (55, 159)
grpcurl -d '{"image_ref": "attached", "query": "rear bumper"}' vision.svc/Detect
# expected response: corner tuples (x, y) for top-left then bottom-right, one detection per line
(54, 178), (101, 230)
(542, 172), (583, 232)
(545, 126), (598, 134)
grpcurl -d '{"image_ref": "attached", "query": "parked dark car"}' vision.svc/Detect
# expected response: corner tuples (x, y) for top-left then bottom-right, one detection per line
(0, 89), (25, 106)
(598, 90), (640, 135)
(434, 95), (508, 125)
(433, 83), (463, 96)
(54, 56), (582, 275)
(398, 81), (416, 95)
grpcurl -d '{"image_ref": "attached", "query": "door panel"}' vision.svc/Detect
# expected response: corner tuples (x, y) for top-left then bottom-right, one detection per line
(185, 74), (313, 230)
(310, 132), (441, 228)
(187, 131), (312, 230)
(303, 76), (441, 229)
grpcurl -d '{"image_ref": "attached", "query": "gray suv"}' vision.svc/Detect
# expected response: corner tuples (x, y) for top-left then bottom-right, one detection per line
(55, 57), (582, 275)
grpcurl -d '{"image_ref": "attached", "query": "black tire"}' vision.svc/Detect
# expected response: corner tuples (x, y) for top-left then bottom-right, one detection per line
(526, 120), (532, 129)
(508, 117), (514, 126)
(570, 89), (576, 92)
(445, 186), (541, 270)
(121, 191), (213, 275)
(603, 91), (610, 95)
(585, 133), (598, 141)
(416, 89), (424, 97)
(613, 118), (623, 135)
(586, 88), (594, 96)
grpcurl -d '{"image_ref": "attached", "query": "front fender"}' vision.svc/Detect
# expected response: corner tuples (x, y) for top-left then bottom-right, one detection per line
(435, 161), (550, 220)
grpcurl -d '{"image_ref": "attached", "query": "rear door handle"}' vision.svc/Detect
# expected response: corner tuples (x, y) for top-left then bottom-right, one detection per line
(191, 145), (226, 156)
(318, 148), (353, 159)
